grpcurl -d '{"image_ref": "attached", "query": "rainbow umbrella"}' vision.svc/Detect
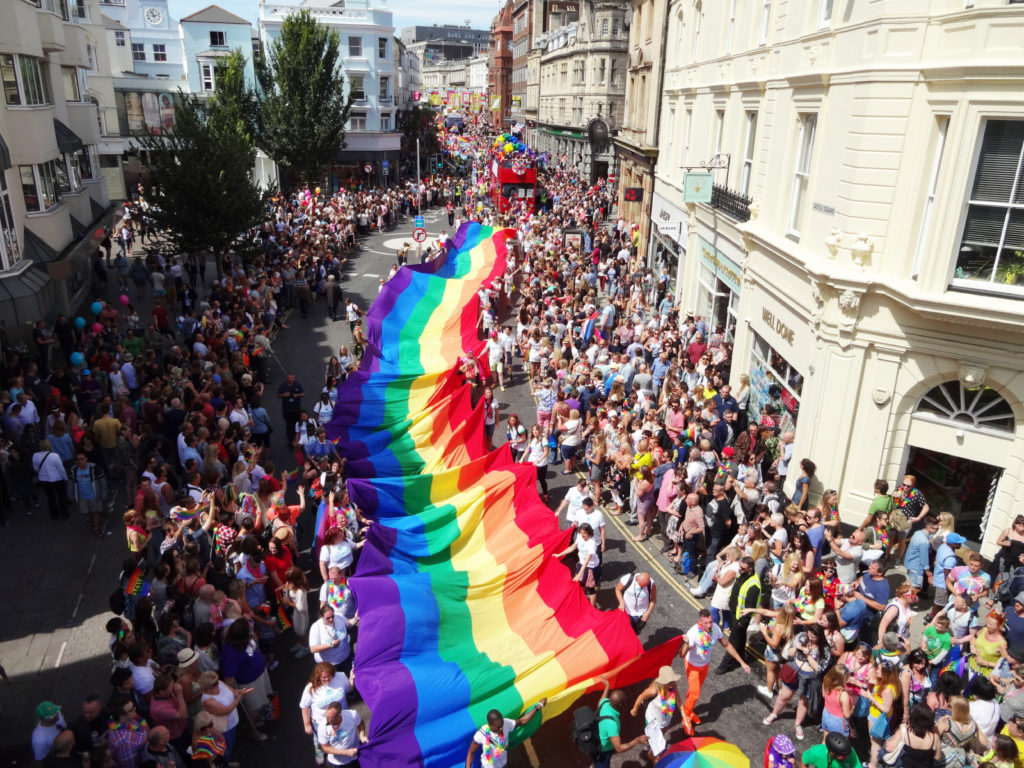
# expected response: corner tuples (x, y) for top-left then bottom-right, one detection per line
(948, 565), (991, 596)
(656, 737), (749, 768)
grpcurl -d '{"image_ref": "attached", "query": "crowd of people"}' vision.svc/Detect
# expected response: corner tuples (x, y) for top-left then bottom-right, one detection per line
(12, 115), (1024, 768)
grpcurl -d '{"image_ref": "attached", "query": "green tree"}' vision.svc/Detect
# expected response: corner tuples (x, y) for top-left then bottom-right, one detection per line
(255, 10), (352, 183)
(398, 104), (440, 157)
(137, 94), (264, 275)
(211, 47), (258, 139)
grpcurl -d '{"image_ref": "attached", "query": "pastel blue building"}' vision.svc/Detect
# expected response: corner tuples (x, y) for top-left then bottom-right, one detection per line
(180, 5), (256, 96)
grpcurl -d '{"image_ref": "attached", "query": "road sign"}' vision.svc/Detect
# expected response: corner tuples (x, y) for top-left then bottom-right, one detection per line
(608, 174), (616, 183)
(414, 216), (424, 228)
(382, 160), (389, 168)
(363, 163), (373, 174)
(412, 227), (427, 243)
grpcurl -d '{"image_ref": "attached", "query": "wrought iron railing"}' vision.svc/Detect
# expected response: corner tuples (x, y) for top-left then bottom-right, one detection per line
(710, 183), (752, 222)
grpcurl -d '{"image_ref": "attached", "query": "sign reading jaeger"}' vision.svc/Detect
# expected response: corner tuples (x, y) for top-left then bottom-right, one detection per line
(761, 307), (795, 345)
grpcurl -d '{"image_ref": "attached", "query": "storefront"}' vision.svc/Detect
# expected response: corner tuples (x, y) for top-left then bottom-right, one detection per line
(695, 236), (742, 344)
(650, 192), (687, 296)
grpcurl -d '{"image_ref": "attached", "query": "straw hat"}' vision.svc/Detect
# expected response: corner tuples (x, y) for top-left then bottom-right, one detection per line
(655, 666), (680, 685)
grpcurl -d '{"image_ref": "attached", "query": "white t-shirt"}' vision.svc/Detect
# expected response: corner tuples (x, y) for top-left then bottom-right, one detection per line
(563, 487), (587, 524)
(578, 537), (599, 569)
(835, 540), (864, 584)
(561, 419), (582, 447)
(320, 541), (354, 571)
(317, 710), (362, 765)
(299, 674), (352, 725)
(769, 527), (789, 555)
(31, 716), (67, 760)
(619, 574), (653, 618)
(472, 718), (515, 768)
(309, 616), (351, 665)
(575, 508), (605, 547)
(130, 661), (156, 696)
(684, 623), (723, 668)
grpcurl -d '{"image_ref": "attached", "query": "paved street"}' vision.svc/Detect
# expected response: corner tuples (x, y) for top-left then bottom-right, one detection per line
(1, 201), (805, 767)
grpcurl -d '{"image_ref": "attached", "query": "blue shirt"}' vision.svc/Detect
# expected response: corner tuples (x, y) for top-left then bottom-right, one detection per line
(806, 525), (826, 568)
(933, 543), (959, 586)
(903, 529), (932, 574)
(859, 575), (891, 614)
(840, 598), (867, 641)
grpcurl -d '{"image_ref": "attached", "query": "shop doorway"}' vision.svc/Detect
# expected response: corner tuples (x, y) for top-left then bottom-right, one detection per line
(904, 446), (1002, 543)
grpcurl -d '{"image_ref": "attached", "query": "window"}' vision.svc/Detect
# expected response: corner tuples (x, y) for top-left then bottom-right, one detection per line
(610, 59), (618, 86)
(114, 30), (125, 47)
(760, 0), (771, 45)
(348, 36), (362, 57)
(915, 380), (1014, 433)
(612, 18), (619, 36)
(380, 113), (390, 131)
(40, 0), (70, 20)
(59, 152), (79, 192)
(954, 120), (1024, 290)
(0, 55), (50, 106)
(597, 58), (606, 85)
(62, 66), (81, 102)
(601, 18), (609, 35)
(20, 160), (64, 212)
(692, 3), (702, 62)
(667, 108), (676, 167)
(71, 0), (87, 21)
(86, 44), (97, 72)
(817, 0), (833, 29)
(349, 111), (366, 130)
(714, 109), (725, 156)
(726, 0), (737, 53)
(911, 117), (949, 279)
(788, 113), (817, 238)
(131, 43), (146, 61)
(378, 37), (388, 58)
(200, 62), (215, 91)
(209, 31), (226, 47)
(349, 76), (364, 100)
(379, 76), (389, 100)
(152, 44), (166, 62)
(0, 172), (21, 272)
(741, 111), (758, 196)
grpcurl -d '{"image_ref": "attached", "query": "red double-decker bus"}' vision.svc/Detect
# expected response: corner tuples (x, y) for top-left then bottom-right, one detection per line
(489, 157), (536, 214)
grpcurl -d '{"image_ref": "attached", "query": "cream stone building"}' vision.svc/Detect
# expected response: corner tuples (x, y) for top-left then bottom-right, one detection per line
(653, 0), (1024, 555)
(534, 0), (627, 182)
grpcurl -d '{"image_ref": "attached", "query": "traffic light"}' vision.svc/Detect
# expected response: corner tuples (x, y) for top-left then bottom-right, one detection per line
(436, 156), (442, 169)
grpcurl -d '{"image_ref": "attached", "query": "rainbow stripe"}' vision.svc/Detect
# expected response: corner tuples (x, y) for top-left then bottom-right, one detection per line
(324, 223), (678, 767)
(124, 568), (150, 598)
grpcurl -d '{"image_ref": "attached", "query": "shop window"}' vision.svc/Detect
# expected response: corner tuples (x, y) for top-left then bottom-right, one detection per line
(953, 120), (1024, 293)
(0, 172), (21, 271)
(915, 380), (1015, 432)
(747, 330), (802, 432)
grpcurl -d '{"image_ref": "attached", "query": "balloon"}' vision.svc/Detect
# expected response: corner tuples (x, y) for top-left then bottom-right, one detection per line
(74, 316), (86, 330)
(315, 187), (321, 195)
(70, 352), (84, 366)
(92, 322), (102, 333)
(119, 294), (130, 306)
(91, 301), (103, 315)
(504, 143), (514, 153)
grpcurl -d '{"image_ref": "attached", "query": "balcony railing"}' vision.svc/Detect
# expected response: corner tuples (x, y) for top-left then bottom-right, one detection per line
(710, 183), (752, 222)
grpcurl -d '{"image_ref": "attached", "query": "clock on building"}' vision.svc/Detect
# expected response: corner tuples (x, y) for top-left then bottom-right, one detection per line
(144, 6), (163, 25)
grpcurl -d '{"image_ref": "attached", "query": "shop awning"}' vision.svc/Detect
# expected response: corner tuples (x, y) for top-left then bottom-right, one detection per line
(539, 127), (585, 140)
(53, 119), (84, 153)
(0, 131), (10, 170)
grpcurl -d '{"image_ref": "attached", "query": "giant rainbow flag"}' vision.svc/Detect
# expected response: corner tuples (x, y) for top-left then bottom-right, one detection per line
(325, 222), (679, 767)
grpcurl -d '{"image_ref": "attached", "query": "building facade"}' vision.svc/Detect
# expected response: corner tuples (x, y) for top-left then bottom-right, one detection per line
(259, 0), (401, 186)
(614, 0), (668, 265)
(98, 0), (184, 79)
(654, 0), (1024, 556)
(533, 0), (626, 182)
(179, 5), (255, 97)
(487, 0), (513, 129)
(394, 36), (421, 108)
(0, 0), (111, 329)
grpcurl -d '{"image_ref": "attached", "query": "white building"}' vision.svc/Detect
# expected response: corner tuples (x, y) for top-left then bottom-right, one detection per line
(0, 0), (111, 327)
(259, 0), (401, 187)
(394, 36), (421, 108)
(653, 0), (1024, 556)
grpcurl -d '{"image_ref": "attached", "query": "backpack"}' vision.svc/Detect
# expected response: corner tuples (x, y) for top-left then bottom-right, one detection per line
(572, 704), (614, 758)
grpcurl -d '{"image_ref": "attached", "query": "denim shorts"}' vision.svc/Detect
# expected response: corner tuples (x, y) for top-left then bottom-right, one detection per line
(820, 708), (849, 736)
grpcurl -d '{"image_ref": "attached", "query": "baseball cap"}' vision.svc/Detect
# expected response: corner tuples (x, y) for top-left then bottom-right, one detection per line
(946, 533), (967, 545)
(35, 701), (61, 720)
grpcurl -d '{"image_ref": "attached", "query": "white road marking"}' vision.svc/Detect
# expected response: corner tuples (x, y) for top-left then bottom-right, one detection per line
(55, 641), (67, 668)
(361, 273), (380, 278)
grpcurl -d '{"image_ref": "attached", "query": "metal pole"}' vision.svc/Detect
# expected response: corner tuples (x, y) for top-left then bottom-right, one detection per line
(416, 137), (421, 214)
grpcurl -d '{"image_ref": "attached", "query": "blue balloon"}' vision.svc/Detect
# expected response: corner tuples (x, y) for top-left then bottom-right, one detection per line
(91, 301), (103, 315)
(70, 352), (85, 366)
(74, 316), (86, 330)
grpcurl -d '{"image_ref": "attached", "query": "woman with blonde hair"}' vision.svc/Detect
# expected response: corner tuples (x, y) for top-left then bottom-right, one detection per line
(936, 695), (988, 768)
(771, 551), (806, 610)
(740, 602), (796, 700)
(821, 665), (855, 738)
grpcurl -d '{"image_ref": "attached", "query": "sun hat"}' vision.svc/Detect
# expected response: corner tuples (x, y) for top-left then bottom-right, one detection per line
(655, 666), (680, 685)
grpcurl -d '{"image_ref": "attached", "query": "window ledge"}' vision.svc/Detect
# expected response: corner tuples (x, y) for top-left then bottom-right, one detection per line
(63, 186), (87, 196)
(25, 202), (67, 217)
(6, 104), (55, 110)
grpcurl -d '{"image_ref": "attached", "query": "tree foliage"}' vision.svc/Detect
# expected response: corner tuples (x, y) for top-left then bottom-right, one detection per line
(397, 104), (440, 157)
(255, 10), (352, 182)
(137, 93), (264, 266)
(211, 47), (258, 139)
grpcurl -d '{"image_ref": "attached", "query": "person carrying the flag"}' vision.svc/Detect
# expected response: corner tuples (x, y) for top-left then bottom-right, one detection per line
(464, 697), (547, 768)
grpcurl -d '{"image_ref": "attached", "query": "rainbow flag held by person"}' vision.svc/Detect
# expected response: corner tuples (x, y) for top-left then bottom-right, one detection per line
(583, 310), (600, 342)
(284, 468), (300, 488)
(169, 504), (201, 522)
(275, 605), (292, 631)
(124, 568), (150, 598)
(322, 223), (679, 768)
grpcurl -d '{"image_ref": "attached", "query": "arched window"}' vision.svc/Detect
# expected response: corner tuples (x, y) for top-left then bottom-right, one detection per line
(915, 380), (1015, 432)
